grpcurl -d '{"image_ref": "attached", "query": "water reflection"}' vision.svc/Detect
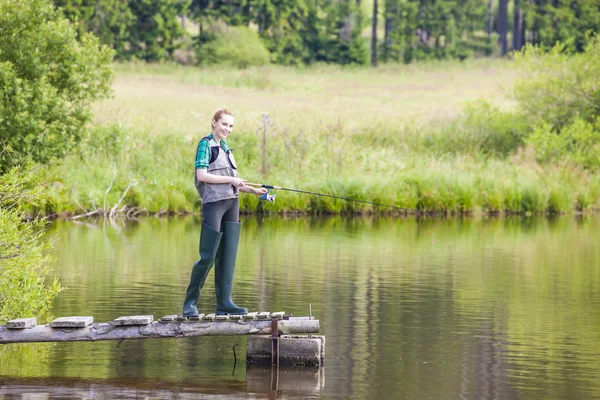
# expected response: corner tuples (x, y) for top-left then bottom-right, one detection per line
(1, 216), (599, 399)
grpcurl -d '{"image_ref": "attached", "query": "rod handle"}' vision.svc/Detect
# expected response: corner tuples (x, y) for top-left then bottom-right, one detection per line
(246, 182), (276, 189)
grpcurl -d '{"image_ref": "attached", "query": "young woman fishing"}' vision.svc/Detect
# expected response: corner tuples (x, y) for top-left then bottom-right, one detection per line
(182, 109), (267, 317)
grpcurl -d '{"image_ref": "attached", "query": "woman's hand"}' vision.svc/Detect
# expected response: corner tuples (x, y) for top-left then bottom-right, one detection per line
(230, 177), (247, 187)
(255, 187), (268, 195)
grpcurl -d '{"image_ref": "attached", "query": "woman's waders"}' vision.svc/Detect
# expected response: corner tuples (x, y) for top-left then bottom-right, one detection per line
(182, 223), (222, 317)
(182, 221), (248, 317)
(214, 221), (248, 315)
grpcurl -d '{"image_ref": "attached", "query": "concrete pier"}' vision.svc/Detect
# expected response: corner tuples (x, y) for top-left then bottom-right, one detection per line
(246, 335), (326, 367)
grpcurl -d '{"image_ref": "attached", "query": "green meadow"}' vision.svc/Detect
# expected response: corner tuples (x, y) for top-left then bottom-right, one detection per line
(44, 59), (599, 216)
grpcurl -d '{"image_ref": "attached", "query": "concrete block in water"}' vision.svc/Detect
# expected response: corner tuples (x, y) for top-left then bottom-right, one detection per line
(6, 318), (37, 329)
(246, 365), (325, 393)
(50, 317), (93, 328)
(246, 335), (325, 367)
(113, 315), (153, 326)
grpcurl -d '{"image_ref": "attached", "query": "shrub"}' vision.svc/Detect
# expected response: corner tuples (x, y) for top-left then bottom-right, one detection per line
(513, 36), (600, 129)
(195, 23), (271, 69)
(0, 168), (61, 323)
(526, 119), (600, 168)
(0, 0), (114, 172)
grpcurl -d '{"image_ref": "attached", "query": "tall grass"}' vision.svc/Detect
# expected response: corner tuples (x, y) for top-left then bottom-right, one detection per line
(44, 122), (600, 216)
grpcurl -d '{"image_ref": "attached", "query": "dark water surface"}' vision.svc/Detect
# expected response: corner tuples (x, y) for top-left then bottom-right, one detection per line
(1, 216), (600, 399)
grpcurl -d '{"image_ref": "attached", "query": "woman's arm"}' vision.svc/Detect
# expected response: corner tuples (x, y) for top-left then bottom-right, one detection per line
(196, 169), (246, 187)
(239, 186), (268, 195)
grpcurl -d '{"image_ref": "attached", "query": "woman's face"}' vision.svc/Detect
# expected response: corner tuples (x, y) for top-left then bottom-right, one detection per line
(212, 115), (234, 141)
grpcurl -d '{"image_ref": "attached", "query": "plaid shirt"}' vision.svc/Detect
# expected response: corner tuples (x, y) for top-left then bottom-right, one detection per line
(194, 133), (231, 169)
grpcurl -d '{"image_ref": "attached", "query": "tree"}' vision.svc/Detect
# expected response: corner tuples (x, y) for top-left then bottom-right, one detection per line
(0, 0), (114, 171)
(525, 0), (600, 52)
(497, 0), (508, 55)
(126, 0), (190, 61)
(87, 0), (135, 58)
(371, 0), (378, 66)
(512, 0), (524, 51)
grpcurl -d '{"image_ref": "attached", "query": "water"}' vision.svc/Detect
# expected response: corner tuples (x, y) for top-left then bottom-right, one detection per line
(1, 216), (600, 399)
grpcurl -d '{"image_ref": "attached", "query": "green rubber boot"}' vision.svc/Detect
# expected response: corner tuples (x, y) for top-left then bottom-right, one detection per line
(182, 223), (222, 317)
(215, 221), (248, 315)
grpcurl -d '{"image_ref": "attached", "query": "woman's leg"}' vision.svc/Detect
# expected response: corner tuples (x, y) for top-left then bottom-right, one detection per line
(182, 200), (228, 316)
(220, 198), (240, 223)
(214, 198), (247, 314)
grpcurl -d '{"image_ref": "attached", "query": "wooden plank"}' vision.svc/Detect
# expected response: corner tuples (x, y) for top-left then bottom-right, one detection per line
(0, 318), (320, 344)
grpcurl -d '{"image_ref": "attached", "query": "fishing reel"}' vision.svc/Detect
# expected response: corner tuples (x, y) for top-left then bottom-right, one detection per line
(259, 189), (276, 203)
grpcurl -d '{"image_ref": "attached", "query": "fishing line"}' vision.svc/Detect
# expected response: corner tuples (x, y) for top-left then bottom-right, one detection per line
(246, 182), (419, 213)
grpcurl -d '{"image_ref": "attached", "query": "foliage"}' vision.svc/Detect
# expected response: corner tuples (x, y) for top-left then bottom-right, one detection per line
(0, 168), (61, 323)
(513, 37), (600, 129)
(411, 101), (529, 156)
(513, 37), (600, 168)
(381, 0), (491, 63)
(39, 119), (600, 216)
(50, 0), (600, 65)
(195, 24), (270, 68)
(44, 124), (197, 215)
(525, 0), (600, 52)
(526, 119), (600, 169)
(0, 0), (114, 172)
(126, 0), (190, 61)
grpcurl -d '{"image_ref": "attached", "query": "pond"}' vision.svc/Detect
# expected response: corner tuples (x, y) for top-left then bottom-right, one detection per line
(1, 215), (600, 399)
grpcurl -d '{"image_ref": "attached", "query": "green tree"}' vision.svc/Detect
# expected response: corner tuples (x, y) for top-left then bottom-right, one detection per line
(525, 0), (600, 52)
(53, 0), (134, 58)
(52, 0), (95, 36)
(127, 0), (190, 61)
(0, 0), (114, 171)
(253, 0), (311, 65)
(0, 167), (61, 323)
(87, 0), (135, 58)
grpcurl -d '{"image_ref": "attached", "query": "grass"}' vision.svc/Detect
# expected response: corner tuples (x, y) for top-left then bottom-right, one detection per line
(40, 60), (600, 216)
(94, 59), (517, 139)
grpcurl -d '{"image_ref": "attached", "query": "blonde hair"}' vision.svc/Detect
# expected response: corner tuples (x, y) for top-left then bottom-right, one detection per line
(212, 109), (234, 128)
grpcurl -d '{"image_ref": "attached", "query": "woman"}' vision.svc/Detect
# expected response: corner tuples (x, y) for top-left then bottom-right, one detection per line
(183, 109), (267, 317)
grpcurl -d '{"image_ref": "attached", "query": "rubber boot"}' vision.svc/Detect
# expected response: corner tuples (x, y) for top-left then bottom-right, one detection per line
(214, 221), (248, 315)
(182, 223), (222, 317)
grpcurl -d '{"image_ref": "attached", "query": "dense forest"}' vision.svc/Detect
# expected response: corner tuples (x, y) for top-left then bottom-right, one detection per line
(53, 0), (600, 66)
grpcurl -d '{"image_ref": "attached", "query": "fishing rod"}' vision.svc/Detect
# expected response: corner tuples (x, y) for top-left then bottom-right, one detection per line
(246, 182), (418, 213)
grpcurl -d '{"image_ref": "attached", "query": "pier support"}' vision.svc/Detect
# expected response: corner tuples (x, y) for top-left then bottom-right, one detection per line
(246, 335), (325, 367)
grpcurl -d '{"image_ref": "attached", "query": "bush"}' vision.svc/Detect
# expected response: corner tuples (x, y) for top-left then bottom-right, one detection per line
(195, 23), (271, 69)
(0, 168), (61, 323)
(526, 119), (600, 168)
(0, 0), (114, 172)
(513, 36), (600, 129)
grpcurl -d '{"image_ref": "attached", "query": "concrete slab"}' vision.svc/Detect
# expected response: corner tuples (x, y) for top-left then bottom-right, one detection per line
(6, 318), (37, 329)
(50, 317), (93, 328)
(113, 315), (153, 326)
